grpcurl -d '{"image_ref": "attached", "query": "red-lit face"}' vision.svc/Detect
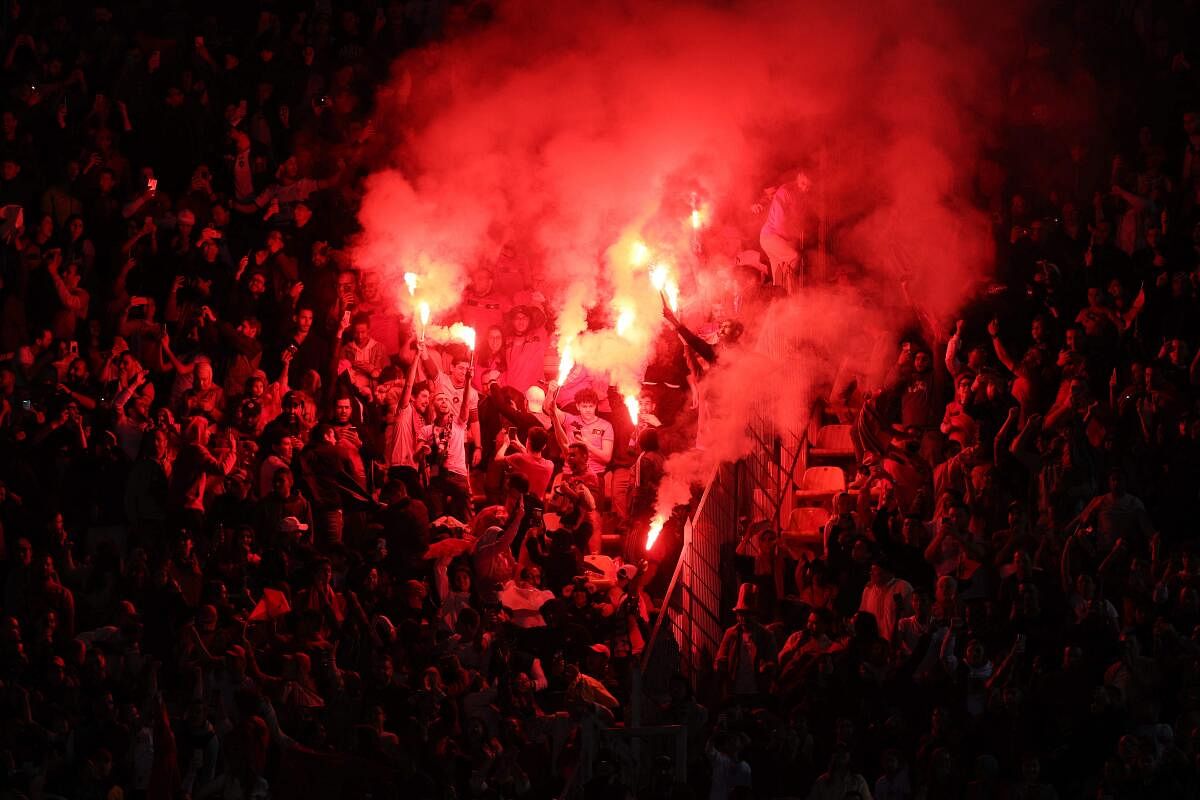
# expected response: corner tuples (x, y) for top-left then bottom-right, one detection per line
(956, 378), (971, 404)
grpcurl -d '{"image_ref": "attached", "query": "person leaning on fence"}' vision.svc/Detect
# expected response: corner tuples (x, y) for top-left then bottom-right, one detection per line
(714, 583), (777, 706)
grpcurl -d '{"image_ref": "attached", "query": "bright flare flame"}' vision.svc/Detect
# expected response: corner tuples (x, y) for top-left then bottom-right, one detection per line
(403, 272), (418, 296)
(646, 516), (665, 551)
(615, 306), (635, 338)
(418, 302), (431, 327)
(624, 393), (640, 425)
(649, 263), (669, 292)
(663, 281), (680, 313)
(459, 325), (476, 350)
(690, 209), (702, 230)
(649, 263), (681, 312)
(630, 240), (650, 267)
(556, 340), (575, 385)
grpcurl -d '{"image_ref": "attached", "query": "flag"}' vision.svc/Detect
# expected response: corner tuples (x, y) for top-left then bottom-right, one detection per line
(248, 588), (291, 622)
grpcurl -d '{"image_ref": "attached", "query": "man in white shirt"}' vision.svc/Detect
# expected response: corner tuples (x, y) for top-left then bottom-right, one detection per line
(759, 170), (811, 291)
(422, 344), (482, 469)
(386, 340), (432, 498)
(419, 365), (472, 521)
(859, 558), (913, 642)
(341, 313), (389, 397)
(550, 387), (613, 481)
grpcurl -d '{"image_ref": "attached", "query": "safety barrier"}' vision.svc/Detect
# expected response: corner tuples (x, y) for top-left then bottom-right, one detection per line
(642, 310), (810, 690)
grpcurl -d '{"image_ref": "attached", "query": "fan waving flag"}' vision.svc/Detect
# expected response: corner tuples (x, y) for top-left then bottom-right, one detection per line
(249, 588), (292, 622)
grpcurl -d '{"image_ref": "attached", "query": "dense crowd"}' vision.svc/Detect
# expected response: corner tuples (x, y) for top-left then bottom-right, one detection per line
(0, 1), (1198, 800)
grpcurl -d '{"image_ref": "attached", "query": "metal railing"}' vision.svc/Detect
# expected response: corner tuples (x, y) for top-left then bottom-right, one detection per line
(641, 309), (811, 690)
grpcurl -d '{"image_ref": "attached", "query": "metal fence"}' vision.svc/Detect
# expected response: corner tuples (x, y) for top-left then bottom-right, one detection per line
(643, 310), (811, 690)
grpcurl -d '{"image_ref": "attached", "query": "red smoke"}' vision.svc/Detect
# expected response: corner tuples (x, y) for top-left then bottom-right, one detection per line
(353, 0), (1035, 516)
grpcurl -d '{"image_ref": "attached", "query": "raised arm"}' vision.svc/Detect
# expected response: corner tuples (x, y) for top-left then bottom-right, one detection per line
(420, 342), (442, 381)
(987, 318), (1017, 373)
(398, 340), (425, 410)
(945, 320), (966, 376)
(663, 299), (717, 364)
(547, 387), (571, 452)
(495, 497), (526, 551)
(458, 365), (473, 424)
(159, 334), (194, 377)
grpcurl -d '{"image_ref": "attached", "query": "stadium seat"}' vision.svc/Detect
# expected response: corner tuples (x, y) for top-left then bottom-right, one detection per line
(809, 424), (855, 459)
(781, 506), (829, 558)
(794, 466), (846, 504)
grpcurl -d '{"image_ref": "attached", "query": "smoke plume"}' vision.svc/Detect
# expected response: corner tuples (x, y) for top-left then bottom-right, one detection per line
(354, 0), (1032, 521)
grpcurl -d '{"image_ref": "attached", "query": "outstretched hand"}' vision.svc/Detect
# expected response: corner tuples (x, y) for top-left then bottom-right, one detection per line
(661, 295), (679, 327)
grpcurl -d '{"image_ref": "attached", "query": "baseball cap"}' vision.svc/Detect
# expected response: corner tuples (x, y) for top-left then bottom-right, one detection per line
(279, 516), (308, 533)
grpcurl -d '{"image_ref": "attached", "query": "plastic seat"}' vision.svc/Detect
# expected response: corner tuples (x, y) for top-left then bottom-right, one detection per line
(794, 466), (846, 503)
(810, 424), (854, 459)
(781, 507), (829, 558)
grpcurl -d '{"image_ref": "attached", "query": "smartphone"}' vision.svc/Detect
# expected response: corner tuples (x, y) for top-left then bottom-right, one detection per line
(147, 178), (158, 192)
(508, 426), (517, 440)
(69, 340), (78, 355)
(21, 399), (31, 411)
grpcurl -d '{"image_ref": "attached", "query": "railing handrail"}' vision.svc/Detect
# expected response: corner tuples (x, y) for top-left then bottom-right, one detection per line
(640, 464), (719, 674)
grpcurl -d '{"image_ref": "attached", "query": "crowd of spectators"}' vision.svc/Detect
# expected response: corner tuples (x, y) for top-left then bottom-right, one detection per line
(0, 3), (677, 799)
(0, 2), (1198, 800)
(703, 5), (1200, 800)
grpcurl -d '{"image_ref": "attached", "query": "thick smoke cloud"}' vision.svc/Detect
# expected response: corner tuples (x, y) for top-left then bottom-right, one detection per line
(354, 0), (1030, 519)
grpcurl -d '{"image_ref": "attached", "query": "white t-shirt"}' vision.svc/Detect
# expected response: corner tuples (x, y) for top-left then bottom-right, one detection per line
(435, 373), (478, 421)
(859, 578), (913, 642)
(562, 413), (614, 475)
(421, 418), (468, 477)
(762, 181), (806, 241)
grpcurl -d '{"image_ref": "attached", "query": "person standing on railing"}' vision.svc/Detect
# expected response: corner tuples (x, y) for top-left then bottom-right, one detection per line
(757, 169), (813, 292)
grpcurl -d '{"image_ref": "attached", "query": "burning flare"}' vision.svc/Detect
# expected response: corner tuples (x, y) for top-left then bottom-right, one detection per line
(615, 305), (636, 338)
(646, 516), (665, 551)
(630, 240), (651, 267)
(624, 393), (640, 425)
(648, 263), (680, 312)
(556, 340), (575, 385)
(690, 209), (702, 230)
(418, 301), (431, 340)
(403, 272), (418, 296)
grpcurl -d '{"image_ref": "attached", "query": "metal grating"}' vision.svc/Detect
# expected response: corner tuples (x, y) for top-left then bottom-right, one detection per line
(647, 313), (811, 688)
